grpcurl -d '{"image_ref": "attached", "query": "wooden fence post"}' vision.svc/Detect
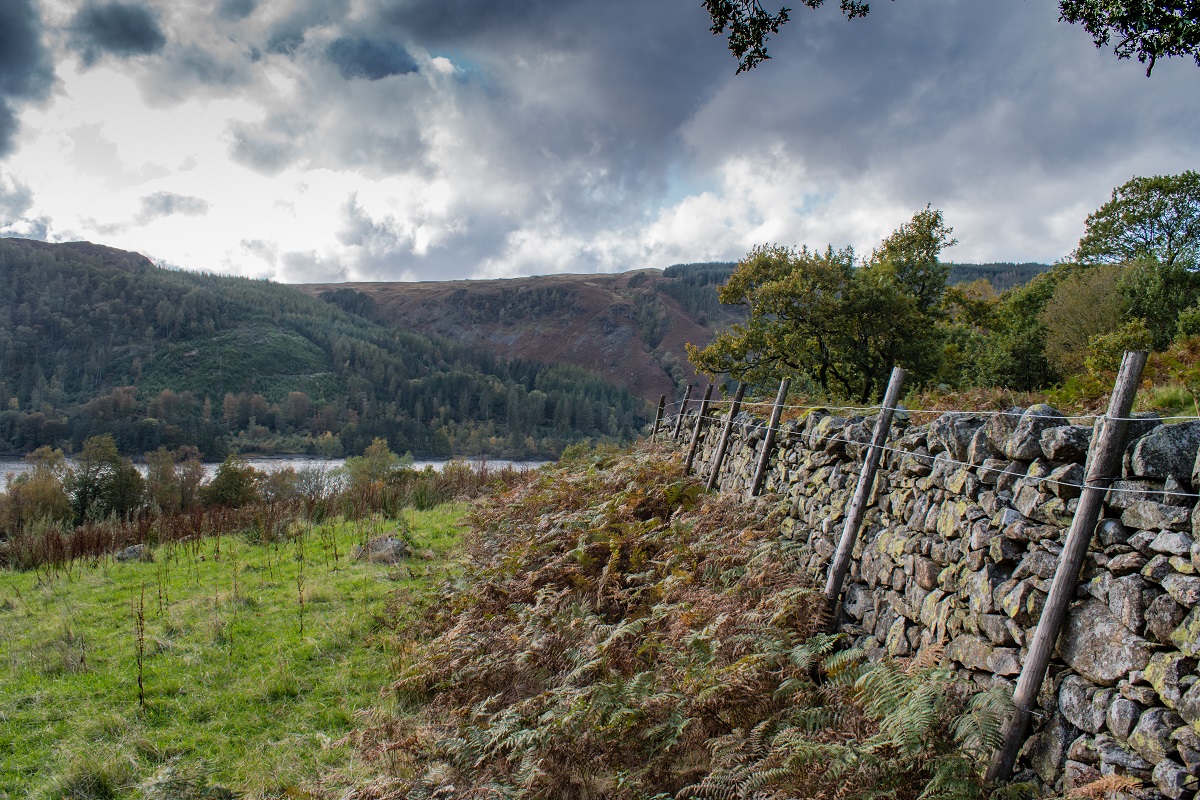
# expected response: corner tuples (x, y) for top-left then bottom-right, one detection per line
(672, 384), (694, 441)
(707, 382), (746, 492)
(822, 366), (906, 629)
(685, 384), (714, 475)
(749, 377), (790, 498)
(986, 350), (1148, 783)
(650, 394), (666, 439)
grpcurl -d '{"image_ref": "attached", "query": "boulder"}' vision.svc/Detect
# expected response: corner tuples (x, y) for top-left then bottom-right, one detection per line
(1122, 501), (1192, 532)
(1094, 733), (1153, 770)
(1147, 594), (1189, 646)
(1041, 424), (1093, 464)
(1059, 599), (1154, 686)
(1128, 420), (1200, 482)
(1107, 574), (1157, 634)
(115, 543), (152, 562)
(1153, 758), (1198, 800)
(1144, 652), (1197, 711)
(1107, 697), (1142, 740)
(1178, 679), (1200, 729)
(1025, 711), (1079, 785)
(1006, 405), (1069, 461)
(947, 634), (992, 671)
(354, 536), (412, 564)
(1059, 675), (1108, 734)
(1152, 531), (1195, 556)
(1129, 707), (1183, 763)
(1107, 479), (1164, 511)
(1063, 760), (1102, 792)
(1162, 574), (1200, 607)
(1096, 517), (1134, 547)
(967, 426), (998, 465)
(1047, 462), (1085, 499)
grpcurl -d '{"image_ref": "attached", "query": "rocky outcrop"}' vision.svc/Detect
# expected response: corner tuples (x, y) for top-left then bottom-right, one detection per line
(675, 402), (1200, 798)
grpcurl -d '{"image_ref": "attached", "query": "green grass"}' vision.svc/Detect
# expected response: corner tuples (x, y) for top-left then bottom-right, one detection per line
(0, 504), (467, 799)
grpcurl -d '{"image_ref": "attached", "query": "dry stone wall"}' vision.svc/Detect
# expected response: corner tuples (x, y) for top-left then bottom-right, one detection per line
(674, 403), (1200, 798)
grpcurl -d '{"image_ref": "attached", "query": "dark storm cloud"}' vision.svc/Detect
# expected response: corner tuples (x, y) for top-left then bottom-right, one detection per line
(69, 2), (168, 66)
(327, 37), (418, 80)
(136, 191), (210, 223)
(0, 0), (54, 157)
(218, 0), (258, 21)
(264, 0), (351, 55)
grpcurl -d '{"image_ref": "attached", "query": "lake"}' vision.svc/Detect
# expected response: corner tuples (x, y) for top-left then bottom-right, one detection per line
(0, 455), (550, 489)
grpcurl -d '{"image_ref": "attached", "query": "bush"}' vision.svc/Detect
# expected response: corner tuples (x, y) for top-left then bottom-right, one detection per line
(200, 456), (261, 508)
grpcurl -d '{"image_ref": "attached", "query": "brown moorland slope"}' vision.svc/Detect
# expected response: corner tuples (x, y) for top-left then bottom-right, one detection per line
(300, 265), (744, 403)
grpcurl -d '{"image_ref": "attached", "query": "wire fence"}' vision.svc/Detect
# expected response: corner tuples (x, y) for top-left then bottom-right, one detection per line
(660, 394), (1200, 501)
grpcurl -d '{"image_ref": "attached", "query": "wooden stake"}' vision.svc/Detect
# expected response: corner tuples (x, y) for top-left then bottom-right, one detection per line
(650, 394), (666, 439)
(749, 377), (790, 498)
(684, 384), (715, 474)
(707, 382), (746, 491)
(822, 366), (906, 629)
(986, 350), (1148, 784)
(672, 384), (694, 441)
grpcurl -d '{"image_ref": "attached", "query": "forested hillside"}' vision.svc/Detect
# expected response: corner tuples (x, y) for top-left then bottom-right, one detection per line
(300, 263), (748, 404)
(0, 239), (650, 459)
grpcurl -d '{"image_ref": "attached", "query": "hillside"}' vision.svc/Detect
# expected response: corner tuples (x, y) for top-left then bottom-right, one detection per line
(0, 239), (650, 459)
(302, 261), (1050, 404)
(301, 262), (746, 404)
(947, 261), (1051, 291)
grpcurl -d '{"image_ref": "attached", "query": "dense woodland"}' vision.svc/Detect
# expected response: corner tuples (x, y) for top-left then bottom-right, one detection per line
(692, 174), (1200, 406)
(0, 239), (651, 459)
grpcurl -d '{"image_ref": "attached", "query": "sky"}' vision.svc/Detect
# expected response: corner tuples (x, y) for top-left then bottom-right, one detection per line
(0, 0), (1197, 283)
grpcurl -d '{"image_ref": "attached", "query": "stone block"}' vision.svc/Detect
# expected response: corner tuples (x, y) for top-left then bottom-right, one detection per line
(1095, 732), (1153, 770)
(1060, 674), (1108, 734)
(1059, 599), (1154, 686)
(1041, 424), (1092, 464)
(1048, 462), (1085, 499)
(1154, 531), (1198, 557)
(1108, 697), (1142, 740)
(1108, 479), (1164, 510)
(947, 634), (992, 671)
(1109, 551), (1150, 577)
(1107, 574), (1158, 634)
(1124, 500), (1193, 532)
(1153, 758), (1198, 800)
(1163, 574), (1200, 606)
(1145, 651), (1197, 711)
(1130, 707), (1184, 763)
(1097, 517), (1134, 547)
(1148, 594), (1189, 646)
(1007, 404), (1069, 461)
(1128, 420), (1200, 482)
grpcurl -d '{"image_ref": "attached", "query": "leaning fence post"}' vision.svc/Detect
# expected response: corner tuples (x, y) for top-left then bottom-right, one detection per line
(684, 384), (714, 475)
(986, 350), (1148, 784)
(822, 366), (906, 629)
(650, 394), (666, 439)
(672, 384), (694, 441)
(748, 377), (790, 498)
(707, 382), (746, 492)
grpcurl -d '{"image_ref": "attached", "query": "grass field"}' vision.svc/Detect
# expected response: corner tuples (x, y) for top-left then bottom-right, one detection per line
(0, 505), (466, 799)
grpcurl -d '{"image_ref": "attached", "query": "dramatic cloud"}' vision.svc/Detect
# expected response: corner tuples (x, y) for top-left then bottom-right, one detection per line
(2, 0), (1198, 282)
(217, 0), (257, 22)
(0, 0), (54, 156)
(69, 2), (167, 66)
(327, 36), (418, 80)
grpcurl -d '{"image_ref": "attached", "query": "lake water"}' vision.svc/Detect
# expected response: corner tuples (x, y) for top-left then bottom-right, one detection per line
(0, 455), (550, 489)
